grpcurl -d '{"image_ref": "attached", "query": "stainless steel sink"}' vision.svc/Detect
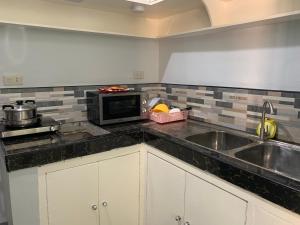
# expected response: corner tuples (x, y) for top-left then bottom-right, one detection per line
(185, 131), (254, 151)
(235, 142), (300, 181)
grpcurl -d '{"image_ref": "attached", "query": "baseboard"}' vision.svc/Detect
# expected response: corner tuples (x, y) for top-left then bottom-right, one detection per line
(0, 222), (8, 225)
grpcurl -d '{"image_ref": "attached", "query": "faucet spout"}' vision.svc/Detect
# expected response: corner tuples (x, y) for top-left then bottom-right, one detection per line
(263, 101), (275, 114)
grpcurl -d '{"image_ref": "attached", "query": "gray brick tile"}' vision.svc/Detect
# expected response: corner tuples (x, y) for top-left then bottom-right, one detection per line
(282, 92), (300, 98)
(247, 114), (261, 119)
(167, 95), (178, 101)
(247, 105), (262, 113)
(74, 90), (85, 98)
(214, 92), (223, 99)
(278, 101), (294, 106)
(205, 93), (214, 97)
(248, 89), (268, 95)
(187, 97), (204, 104)
(295, 99), (300, 109)
(206, 87), (217, 92)
(1, 87), (53, 94)
(187, 85), (199, 90)
(36, 101), (63, 107)
(247, 105), (277, 114)
(78, 99), (87, 104)
(216, 101), (233, 108)
(166, 87), (172, 94)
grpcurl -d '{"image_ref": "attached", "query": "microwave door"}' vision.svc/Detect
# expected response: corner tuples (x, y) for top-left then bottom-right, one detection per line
(101, 95), (141, 124)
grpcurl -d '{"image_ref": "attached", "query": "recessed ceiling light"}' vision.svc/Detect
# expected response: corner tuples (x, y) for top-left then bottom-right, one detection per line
(127, 0), (164, 6)
(131, 3), (145, 13)
(65, 0), (84, 3)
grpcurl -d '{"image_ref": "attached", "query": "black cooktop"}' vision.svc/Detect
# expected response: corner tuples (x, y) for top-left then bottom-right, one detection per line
(1, 121), (109, 152)
(0, 117), (60, 138)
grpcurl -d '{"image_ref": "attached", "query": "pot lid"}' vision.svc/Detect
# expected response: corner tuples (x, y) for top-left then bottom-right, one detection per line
(2, 100), (37, 111)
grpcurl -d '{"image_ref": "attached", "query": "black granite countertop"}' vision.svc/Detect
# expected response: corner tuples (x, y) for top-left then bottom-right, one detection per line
(0, 121), (144, 171)
(1, 119), (300, 214)
(143, 121), (300, 191)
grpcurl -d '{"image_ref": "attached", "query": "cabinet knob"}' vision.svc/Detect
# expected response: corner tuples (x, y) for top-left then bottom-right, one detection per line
(91, 204), (98, 210)
(50, 126), (56, 132)
(175, 216), (182, 222)
(102, 201), (108, 207)
(184, 222), (190, 225)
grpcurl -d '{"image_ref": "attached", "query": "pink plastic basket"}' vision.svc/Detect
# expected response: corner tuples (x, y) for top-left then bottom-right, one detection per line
(150, 110), (189, 124)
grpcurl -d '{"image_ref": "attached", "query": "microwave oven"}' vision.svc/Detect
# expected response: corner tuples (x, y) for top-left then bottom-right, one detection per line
(87, 91), (149, 125)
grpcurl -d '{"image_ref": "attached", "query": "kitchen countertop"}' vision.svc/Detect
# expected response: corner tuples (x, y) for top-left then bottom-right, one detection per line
(0, 121), (143, 171)
(1, 119), (300, 214)
(143, 121), (300, 191)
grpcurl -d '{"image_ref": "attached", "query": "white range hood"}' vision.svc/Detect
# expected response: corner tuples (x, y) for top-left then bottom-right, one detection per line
(127, 0), (165, 5)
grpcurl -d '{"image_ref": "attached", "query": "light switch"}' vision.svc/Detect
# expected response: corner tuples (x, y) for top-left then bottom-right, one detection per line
(133, 71), (145, 80)
(3, 75), (23, 86)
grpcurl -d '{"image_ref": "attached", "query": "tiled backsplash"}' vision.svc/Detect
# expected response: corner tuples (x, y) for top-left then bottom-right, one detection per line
(0, 84), (164, 123)
(1, 83), (300, 144)
(160, 84), (300, 144)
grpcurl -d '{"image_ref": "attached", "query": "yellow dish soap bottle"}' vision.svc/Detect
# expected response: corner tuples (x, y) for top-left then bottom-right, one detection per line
(256, 118), (277, 139)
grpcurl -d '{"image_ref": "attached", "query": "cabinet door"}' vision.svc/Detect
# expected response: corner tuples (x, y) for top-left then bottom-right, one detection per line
(146, 153), (185, 225)
(99, 153), (140, 225)
(185, 173), (247, 225)
(46, 163), (99, 225)
(252, 206), (294, 225)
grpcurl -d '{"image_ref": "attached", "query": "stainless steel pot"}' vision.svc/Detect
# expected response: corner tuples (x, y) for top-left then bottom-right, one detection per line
(2, 100), (38, 127)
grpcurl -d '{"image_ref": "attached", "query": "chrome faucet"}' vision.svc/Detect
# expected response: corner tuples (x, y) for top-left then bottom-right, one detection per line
(260, 100), (275, 141)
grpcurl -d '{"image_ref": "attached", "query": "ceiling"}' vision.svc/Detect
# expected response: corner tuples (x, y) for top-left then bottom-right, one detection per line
(46, 0), (204, 18)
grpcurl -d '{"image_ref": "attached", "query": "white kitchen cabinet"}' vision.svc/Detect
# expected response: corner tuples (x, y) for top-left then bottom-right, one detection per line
(144, 145), (300, 225)
(146, 153), (247, 225)
(146, 151), (297, 225)
(46, 163), (99, 225)
(7, 145), (141, 225)
(184, 173), (247, 225)
(7, 144), (300, 225)
(146, 153), (185, 225)
(99, 153), (140, 225)
(251, 206), (294, 225)
(46, 151), (140, 225)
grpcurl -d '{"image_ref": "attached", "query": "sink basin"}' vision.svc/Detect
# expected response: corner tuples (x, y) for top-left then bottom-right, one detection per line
(185, 131), (253, 151)
(235, 143), (300, 181)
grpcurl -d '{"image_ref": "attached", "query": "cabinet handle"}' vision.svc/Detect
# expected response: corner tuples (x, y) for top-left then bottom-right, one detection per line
(175, 216), (182, 222)
(91, 204), (98, 210)
(102, 201), (108, 207)
(184, 222), (190, 225)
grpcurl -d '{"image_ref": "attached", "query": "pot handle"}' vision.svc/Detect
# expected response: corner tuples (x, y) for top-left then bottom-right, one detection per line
(16, 100), (24, 105)
(25, 100), (36, 104)
(2, 105), (14, 110)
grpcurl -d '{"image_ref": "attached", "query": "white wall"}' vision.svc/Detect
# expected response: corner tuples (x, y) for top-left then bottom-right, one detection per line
(0, 23), (160, 224)
(203, 0), (300, 26)
(0, 0), (159, 38)
(159, 20), (300, 91)
(2, 17), (300, 92)
(0, 24), (159, 88)
(0, 173), (6, 224)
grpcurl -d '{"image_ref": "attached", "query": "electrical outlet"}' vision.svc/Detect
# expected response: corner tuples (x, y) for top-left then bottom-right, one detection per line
(133, 71), (145, 80)
(3, 75), (23, 86)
